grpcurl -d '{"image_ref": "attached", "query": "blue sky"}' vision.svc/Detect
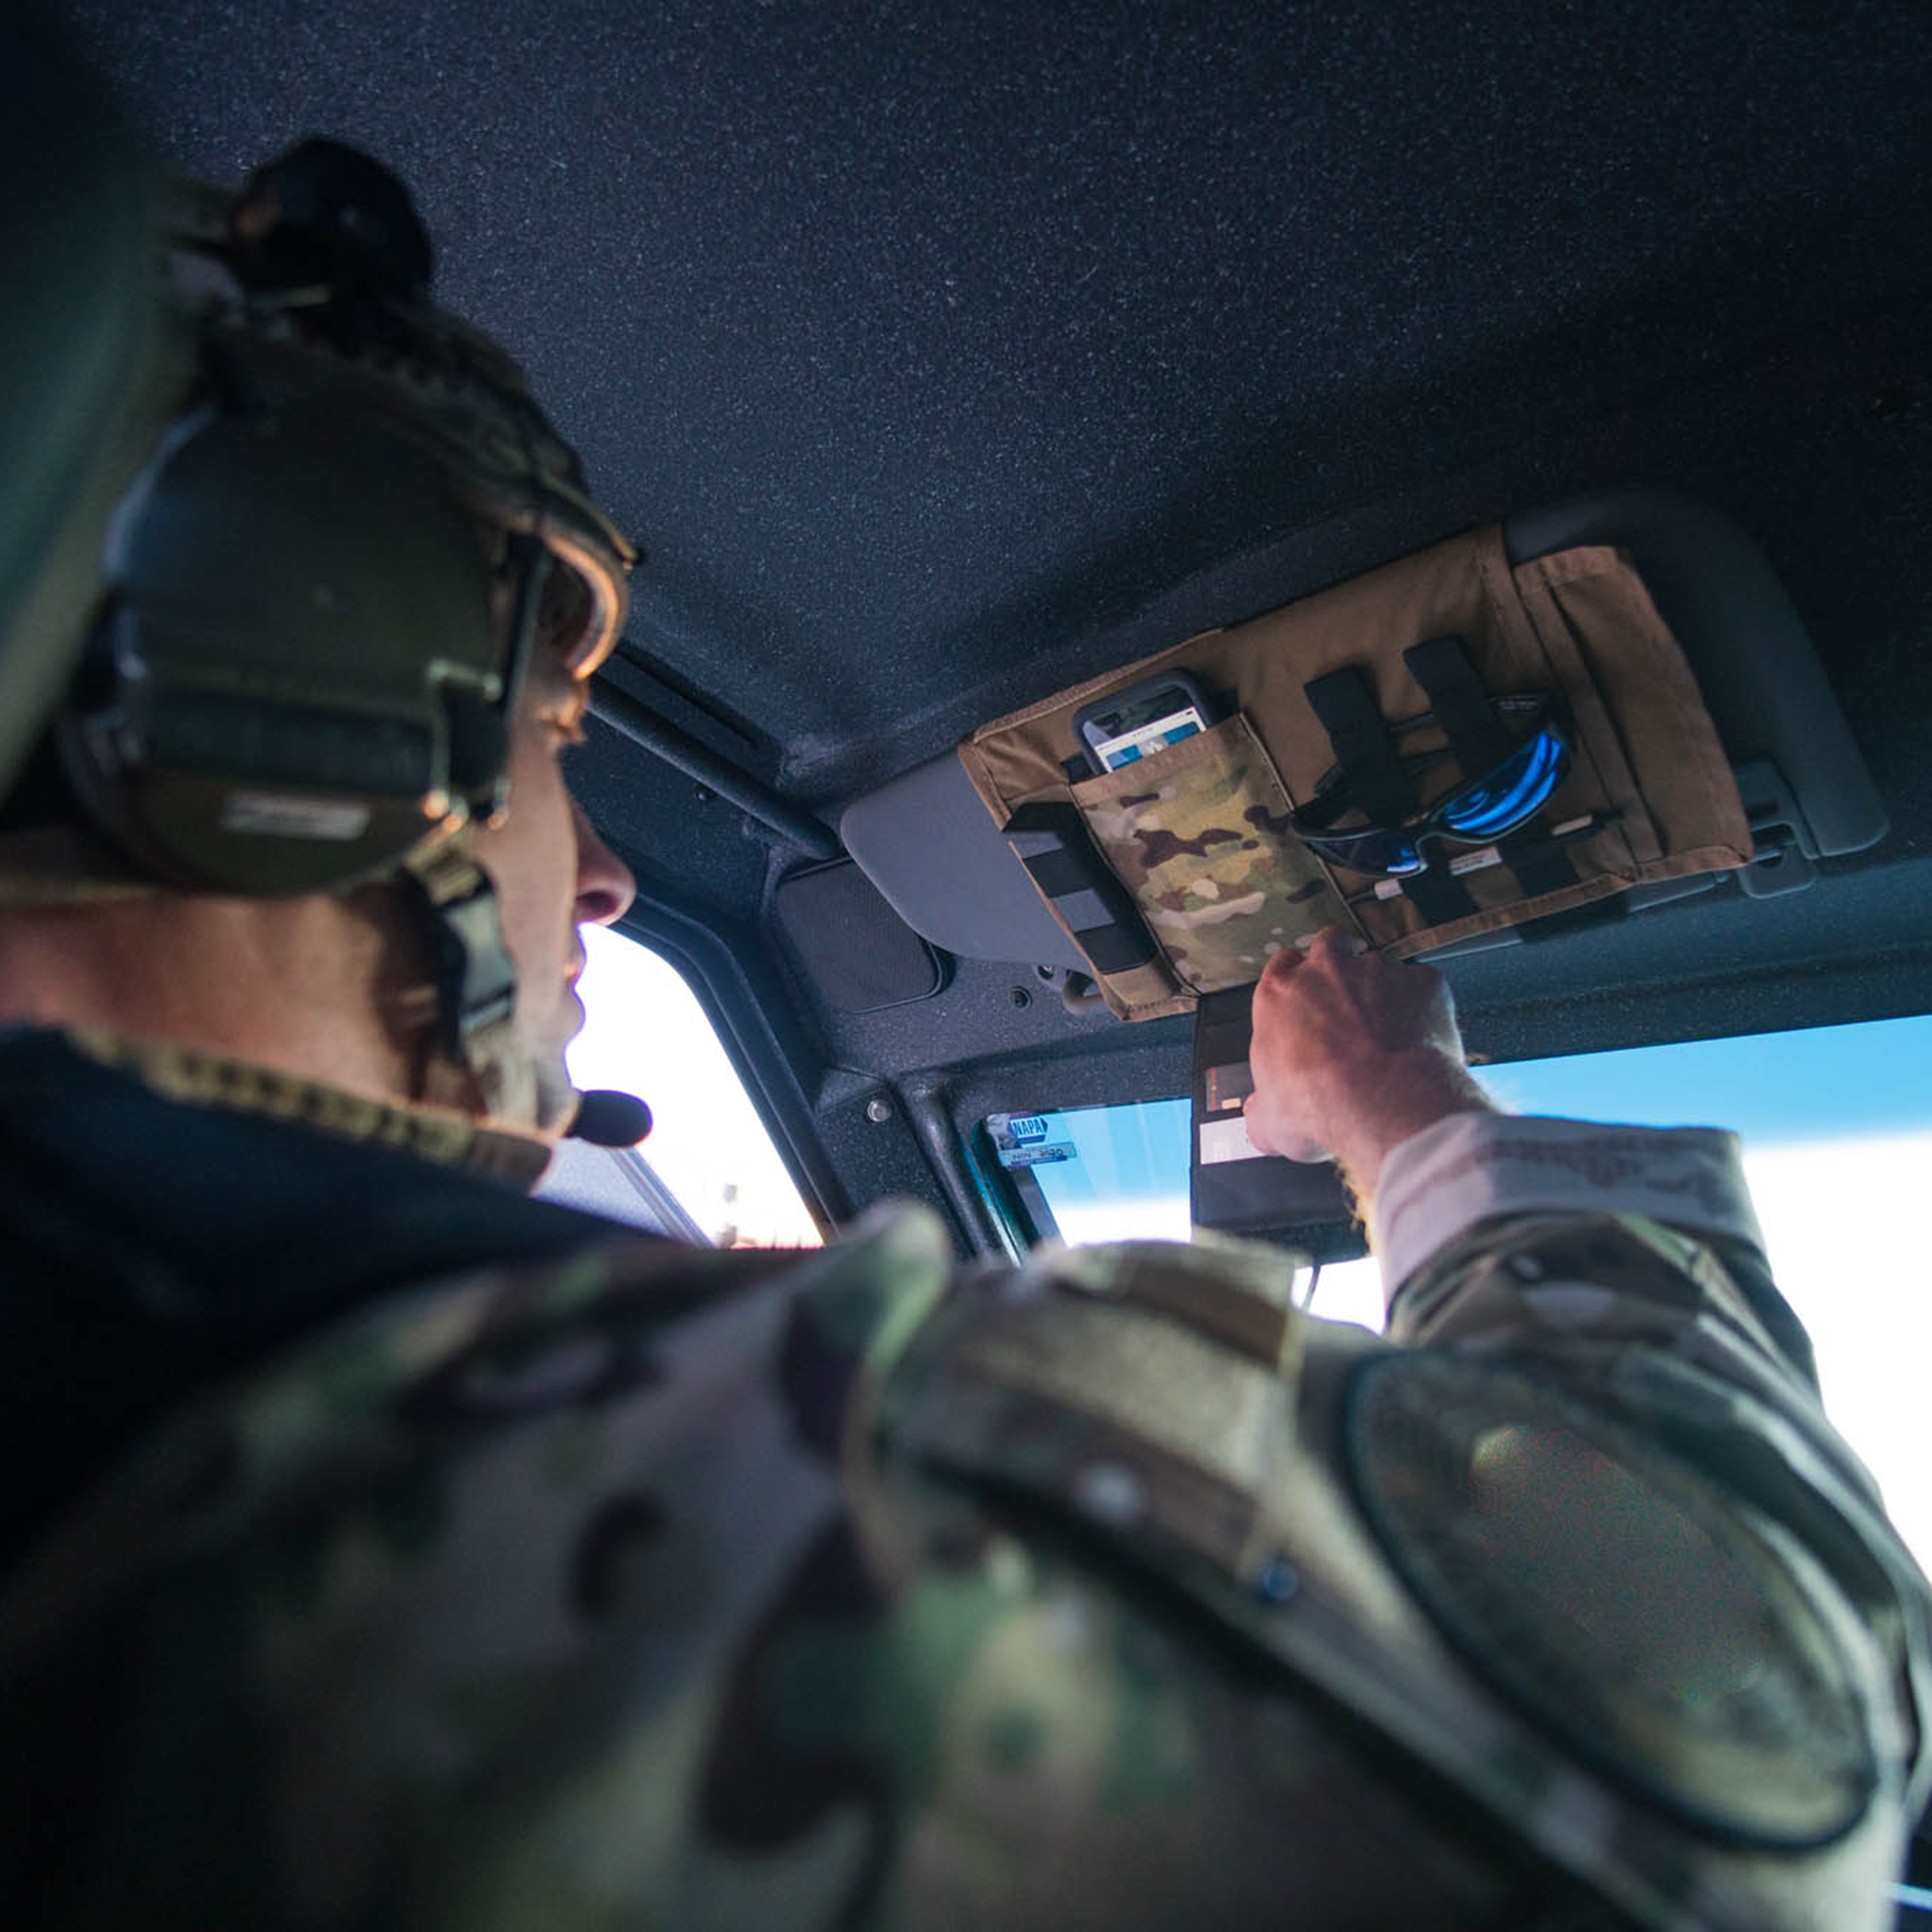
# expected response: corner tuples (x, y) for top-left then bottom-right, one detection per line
(1016, 1011), (1932, 1236)
(1476, 1012), (1932, 1146)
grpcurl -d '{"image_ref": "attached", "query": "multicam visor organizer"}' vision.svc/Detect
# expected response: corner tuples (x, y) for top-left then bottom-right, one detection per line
(957, 526), (1753, 1023)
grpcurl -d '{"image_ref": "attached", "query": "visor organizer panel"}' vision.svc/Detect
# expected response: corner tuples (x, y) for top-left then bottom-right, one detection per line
(957, 526), (1754, 1023)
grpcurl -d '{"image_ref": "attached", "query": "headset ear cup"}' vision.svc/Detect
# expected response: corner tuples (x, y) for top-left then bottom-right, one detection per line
(54, 397), (505, 896)
(51, 603), (156, 874)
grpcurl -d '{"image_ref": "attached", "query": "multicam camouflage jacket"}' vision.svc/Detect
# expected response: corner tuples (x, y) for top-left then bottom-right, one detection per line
(2, 1059), (1927, 1931)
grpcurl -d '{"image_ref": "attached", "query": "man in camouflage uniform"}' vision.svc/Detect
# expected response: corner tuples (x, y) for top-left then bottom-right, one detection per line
(1, 43), (1927, 1932)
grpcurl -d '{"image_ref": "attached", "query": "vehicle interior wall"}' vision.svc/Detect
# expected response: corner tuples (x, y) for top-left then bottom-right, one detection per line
(54, 0), (1932, 1242)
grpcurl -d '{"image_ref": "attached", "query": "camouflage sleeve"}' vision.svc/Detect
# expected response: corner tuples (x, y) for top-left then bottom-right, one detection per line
(7, 1161), (1928, 1927)
(1378, 1113), (1811, 1386)
(1377, 1112), (1932, 1819)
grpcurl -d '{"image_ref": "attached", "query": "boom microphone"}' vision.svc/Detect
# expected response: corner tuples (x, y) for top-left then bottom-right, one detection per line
(566, 1088), (652, 1148)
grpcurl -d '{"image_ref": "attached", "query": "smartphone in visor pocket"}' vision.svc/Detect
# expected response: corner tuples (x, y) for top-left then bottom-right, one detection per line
(1074, 671), (1218, 776)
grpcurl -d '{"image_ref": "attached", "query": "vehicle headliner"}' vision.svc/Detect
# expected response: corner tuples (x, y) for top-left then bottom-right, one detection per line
(58, 0), (1932, 1117)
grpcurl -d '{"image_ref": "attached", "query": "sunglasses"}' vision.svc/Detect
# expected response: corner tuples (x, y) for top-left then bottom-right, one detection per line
(1290, 694), (1572, 877)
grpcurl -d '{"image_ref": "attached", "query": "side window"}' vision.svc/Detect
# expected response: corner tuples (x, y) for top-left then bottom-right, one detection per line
(558, 924), (821, 1249)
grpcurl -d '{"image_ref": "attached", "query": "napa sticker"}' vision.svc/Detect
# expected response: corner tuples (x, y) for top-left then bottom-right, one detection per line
(987, 1112), (1074, 1168)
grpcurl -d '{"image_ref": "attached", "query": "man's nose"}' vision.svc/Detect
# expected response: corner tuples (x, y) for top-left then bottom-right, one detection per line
(571, 795), (635, 926)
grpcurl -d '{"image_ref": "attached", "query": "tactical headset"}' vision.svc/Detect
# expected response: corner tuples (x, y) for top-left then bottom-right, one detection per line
(2, 134), (647, 1146)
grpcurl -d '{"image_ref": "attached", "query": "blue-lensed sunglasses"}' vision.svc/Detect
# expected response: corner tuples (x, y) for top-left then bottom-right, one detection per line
(1290, 694), (1572, 877)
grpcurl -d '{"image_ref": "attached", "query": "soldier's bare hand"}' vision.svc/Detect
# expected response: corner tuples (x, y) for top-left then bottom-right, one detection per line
(1241, 927), (1493, 1194)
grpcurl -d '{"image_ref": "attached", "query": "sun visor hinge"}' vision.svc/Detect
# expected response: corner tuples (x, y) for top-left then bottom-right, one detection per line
(1732, 756), (1822, 898)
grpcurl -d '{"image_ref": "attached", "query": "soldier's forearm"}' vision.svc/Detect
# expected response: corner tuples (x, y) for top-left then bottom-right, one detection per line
(1322, 1051), (1495, 1232)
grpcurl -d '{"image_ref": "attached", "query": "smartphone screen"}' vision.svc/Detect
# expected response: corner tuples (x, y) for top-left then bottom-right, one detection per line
(1086, 692), (1208, 769)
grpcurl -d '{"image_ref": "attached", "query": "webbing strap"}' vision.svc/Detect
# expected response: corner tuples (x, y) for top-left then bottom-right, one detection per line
(1302, 667), (1474, 922)
(1397, 858), (1479, 923)
(1301, 668), (1419, 825)
(1503, 840), (1583, 902)
(1402, 636), (1513, 774)
(1403, 636), (1576, 900)
(1006, 801), (1158, 976)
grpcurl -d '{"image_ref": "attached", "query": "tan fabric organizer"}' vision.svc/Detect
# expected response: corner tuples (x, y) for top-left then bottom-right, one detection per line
(958, 526), (1753, 1022)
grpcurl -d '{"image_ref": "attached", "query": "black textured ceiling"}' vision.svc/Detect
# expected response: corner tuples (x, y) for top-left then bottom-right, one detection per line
(57, 0), (1932, 796)
(50, 0), (1932, 1083)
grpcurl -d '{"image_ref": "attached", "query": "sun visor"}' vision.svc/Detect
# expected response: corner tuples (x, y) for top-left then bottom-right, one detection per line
(842, 494), (1884, 1007)
(840, 755), (1088, 970)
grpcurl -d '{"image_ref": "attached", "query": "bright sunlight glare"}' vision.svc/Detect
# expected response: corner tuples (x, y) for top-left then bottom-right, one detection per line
(566, 925), (820, 1249)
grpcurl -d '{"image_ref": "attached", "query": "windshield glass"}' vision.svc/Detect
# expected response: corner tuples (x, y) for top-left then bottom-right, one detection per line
(987, 1099), (1193, 1245)
(988, 1010), (1932, 1566)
